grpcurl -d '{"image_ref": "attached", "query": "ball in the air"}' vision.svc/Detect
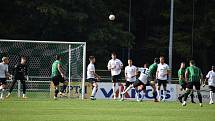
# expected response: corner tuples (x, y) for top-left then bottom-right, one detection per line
(109, 14), (115, 21)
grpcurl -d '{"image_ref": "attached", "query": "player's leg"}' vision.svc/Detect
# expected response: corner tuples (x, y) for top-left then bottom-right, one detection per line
(178, 84), (186, 103)
(182, 82), (193, 106)
(209, 86), (214, 104)
(121, 81), (132, 101)
(60, 78), (68, 97)
(21, 80), (27, 98)
(112, 76), (117, 99)
(0, 78), (7, 99)
(195, 82), (203, 107)
(190, 90), (195, 103)
(52, 76), (60, 99)
(162, 80), (167, 101)
(150, 81), (158, 102)
(6, 79), (17, 98)
(156, 79), (162, 101)
(90, 79), (98, 100)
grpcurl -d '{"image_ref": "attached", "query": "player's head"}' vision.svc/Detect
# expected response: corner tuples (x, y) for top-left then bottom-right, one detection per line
(212, 65), (215, 71)
(154, 58), (159, 64)
(2, 57), (9, 64)
(89, 56), (95, 63)
(144, 63), (148, 68)
(111, 52), (117, 59)
(128, 59), (132, 66)
(180, 62), (185, 69)
(159, 56), (165, 64)
(21, 56), (27, 64)
(189, 60), (195, 66)
(55, 55), (63, 61)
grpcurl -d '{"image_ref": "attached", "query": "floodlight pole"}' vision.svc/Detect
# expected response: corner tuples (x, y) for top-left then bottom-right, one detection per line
(168, 0), (174, 83)
(128, 0), (131, 59)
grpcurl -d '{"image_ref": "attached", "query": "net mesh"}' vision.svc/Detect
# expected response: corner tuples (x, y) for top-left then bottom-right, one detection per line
(0, 40), (85, 99)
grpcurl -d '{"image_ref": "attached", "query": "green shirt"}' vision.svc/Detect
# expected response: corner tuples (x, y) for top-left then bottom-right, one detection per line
(178, 68), (185, 85)
(149, 63), (158, 77)
(51, 60), (62, 77)
(186, 65), (202, 82)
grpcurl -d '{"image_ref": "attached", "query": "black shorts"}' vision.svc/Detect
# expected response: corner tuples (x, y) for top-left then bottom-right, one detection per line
(51, 75), (65, 86)
(209, 86), (215, 93)
(87, 78), (97, 84)
(0, 78), (7, 85)
(187, 81), (201, 90)
(180, 83), (187, 90)
(157, 79), (167, 87)
(133, 79), (146, 88)
(148, 75), (156, 82)
(112, 74), (121, 83)
(125, 81), (134, 88)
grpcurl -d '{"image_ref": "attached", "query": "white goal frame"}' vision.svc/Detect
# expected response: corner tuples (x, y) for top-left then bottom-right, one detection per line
(0, 39), (86, 99)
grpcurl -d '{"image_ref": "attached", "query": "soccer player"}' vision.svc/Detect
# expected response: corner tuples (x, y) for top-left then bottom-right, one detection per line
(205, 65), (215, 104)
(6, 56), (28, 98)
(122, 65), (150, 102)
(87, 56), (101, 100)
(121, 59), (137, 101)
(148, 58), (160, 102)
(182, 60), (203, 107)
(51, 55), (68, 99)
(156, 56), (171, 101)
(107, 52), (123, 99)
(0, 57), (10, 100)
(177, 62), (195, 103)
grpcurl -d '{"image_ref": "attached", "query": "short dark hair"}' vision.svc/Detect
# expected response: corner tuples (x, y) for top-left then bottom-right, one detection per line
(190, 60), (195, 65)
(55, 55), (62, 60)
(111, 52), (116, 56)
(89, 56), (95, 61)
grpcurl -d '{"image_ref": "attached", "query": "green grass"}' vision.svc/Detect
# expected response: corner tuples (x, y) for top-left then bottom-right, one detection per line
(0, 98), (215, 121)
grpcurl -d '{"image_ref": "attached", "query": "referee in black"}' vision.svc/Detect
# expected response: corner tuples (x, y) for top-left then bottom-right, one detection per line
(6, 56), (28, 98)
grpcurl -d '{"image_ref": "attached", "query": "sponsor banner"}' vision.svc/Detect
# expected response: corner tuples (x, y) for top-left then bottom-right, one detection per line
(95, 82), (177, 101)
(176, 84), (211, 103)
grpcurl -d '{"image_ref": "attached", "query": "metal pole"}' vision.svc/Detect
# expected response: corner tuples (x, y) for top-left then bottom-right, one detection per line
(168, 0), (174, 82)
(81, 43), (87, 100)
(68, 45), (71, 98)
(128, 0), (131, 59)
(191, 0), (195, 57)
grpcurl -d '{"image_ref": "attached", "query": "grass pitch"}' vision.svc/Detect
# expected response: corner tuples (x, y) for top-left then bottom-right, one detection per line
(0, 98), (215, 121)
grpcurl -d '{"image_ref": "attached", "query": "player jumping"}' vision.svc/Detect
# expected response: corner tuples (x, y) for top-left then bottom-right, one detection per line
(6, 56), (28, 98)
(121, 59), (137, 101)
(0, 57), (10, 100)
(87, 56), (101, 100)
(107, 52), (123, 100)
(181, 60), (203, 107)
(51, 55), (68, 99)
(204, 65), (215, 104)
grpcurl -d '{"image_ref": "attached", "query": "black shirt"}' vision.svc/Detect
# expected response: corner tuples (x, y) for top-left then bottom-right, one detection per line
(13, 63), (28, 79)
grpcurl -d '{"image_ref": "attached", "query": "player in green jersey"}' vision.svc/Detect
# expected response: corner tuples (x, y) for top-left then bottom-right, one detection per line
(51, 55), (68, 99)
(177, 62), (195, 103)
(148, 58), (159, 102)
(182, 60), (203, 107)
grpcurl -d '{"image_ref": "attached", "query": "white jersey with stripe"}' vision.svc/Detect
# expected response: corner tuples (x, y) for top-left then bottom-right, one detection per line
(138, 67), (149, 84)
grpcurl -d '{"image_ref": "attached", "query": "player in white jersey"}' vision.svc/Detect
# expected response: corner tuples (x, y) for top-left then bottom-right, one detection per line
(121, 59), (137, 101)
(122, 64), (149, 102)
(156, 56), (171, 101)
(0, 57), (10, 100)
(107, 52), (123, 99)
(87, 56), (101, 100)
(204, 66), (215, 104)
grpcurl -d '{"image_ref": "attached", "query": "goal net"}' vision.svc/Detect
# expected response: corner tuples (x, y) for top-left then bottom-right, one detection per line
(0, 39), (86, 99)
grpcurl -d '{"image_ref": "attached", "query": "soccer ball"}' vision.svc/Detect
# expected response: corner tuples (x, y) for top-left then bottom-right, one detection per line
(109, 14), (115, 21)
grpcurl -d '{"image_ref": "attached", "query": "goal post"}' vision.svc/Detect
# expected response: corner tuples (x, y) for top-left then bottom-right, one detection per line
(0, 39), (86, 99)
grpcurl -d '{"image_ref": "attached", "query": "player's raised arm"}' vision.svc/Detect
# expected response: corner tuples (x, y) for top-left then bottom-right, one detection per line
(57, 63), (64, 78)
